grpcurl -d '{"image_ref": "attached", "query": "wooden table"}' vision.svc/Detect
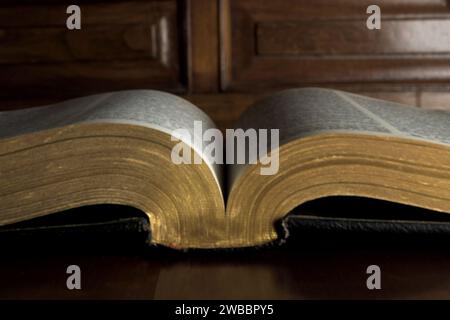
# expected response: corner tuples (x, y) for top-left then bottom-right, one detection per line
(1, 233), (449, 299)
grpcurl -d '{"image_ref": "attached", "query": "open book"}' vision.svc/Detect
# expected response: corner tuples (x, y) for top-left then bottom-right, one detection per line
(1, 88), (450, 249)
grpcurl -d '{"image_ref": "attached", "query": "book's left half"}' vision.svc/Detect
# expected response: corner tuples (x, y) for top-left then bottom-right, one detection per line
(0, 90), (225, 249)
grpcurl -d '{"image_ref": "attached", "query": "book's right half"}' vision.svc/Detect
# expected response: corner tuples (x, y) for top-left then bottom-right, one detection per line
(225, 88), (450, 247)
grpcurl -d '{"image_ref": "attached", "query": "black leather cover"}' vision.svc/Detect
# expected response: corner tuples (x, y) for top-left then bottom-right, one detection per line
(0, 205), (151, 252)
(1, 197), (450, 250)
(277, 196), (450, 246)
(282, 215), (450, 235)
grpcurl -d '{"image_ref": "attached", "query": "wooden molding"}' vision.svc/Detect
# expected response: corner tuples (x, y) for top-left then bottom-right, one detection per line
(187, 0), (220, 93)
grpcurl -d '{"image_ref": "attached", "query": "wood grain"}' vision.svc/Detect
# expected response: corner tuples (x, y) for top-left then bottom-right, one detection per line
(257, 20), (450, 56)
(0, 60), (183, 101)
(1, 1), (450, 117)
(420, 91), (450, 109)
(223, 0), (450, 91)
(187, 0), (219, 93)
(0, 1), (185, 100)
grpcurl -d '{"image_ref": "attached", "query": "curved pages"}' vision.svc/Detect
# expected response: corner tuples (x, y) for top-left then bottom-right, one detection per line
(1, 88), (450, 248)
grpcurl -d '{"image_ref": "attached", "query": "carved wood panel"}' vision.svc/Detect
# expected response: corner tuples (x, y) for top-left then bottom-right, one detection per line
(221, 0), (450, 92)
(0, 1), (186, 102)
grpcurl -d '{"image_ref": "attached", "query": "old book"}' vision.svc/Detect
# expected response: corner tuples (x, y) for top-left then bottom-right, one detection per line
(1, 88), (450, 249)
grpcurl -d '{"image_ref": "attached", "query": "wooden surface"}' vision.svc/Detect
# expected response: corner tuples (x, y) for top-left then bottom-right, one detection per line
(1, 236), (450, 299)
(187, 0), (220, 92)
(2, 0), (450, 102)
(223, 0), (450, 92)
(0, 0), (186, 101)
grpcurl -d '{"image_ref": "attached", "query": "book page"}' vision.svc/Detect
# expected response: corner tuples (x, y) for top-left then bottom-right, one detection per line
(342, 91), (450, 145)
(235, 88), (450, 147)
(230, 88), (450, 186)
(0, 90), (223, 188)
